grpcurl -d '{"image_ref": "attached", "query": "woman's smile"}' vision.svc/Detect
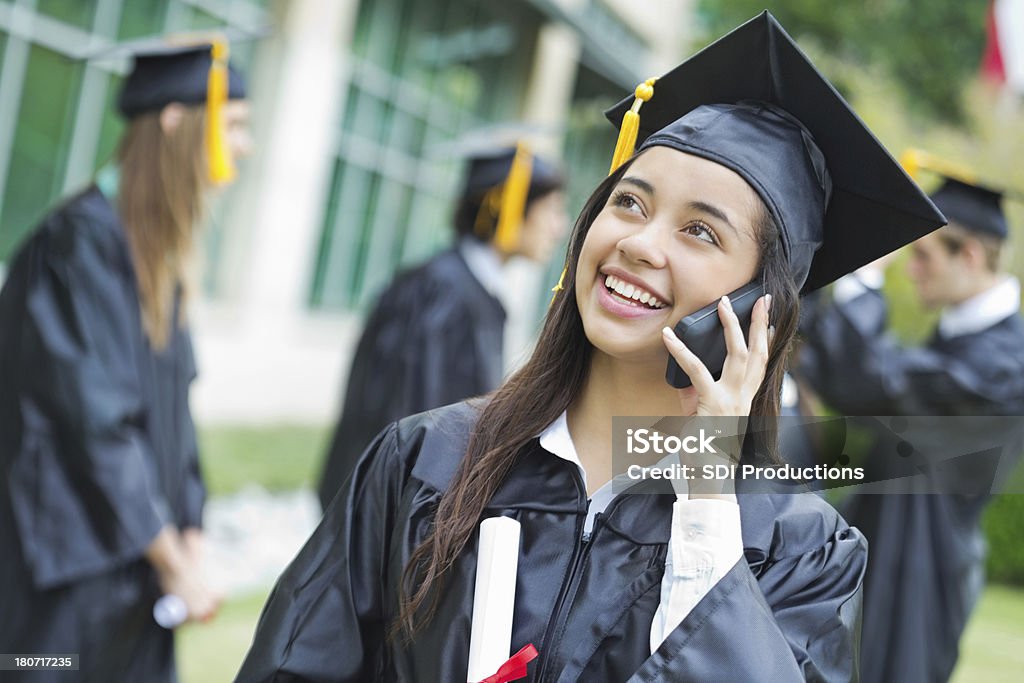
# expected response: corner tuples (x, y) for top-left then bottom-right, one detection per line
(596, 267), (672, 319)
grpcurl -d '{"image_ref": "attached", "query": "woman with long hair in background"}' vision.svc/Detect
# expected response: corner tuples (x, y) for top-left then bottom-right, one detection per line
(0, 39), (251, 682)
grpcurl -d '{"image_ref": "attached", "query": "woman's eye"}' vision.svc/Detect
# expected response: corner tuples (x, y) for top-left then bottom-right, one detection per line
(611, 191), (644, 215)
(682, 221), (718, 244)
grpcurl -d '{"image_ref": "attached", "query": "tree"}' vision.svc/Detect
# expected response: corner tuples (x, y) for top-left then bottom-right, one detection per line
(697, 0), (989, 123)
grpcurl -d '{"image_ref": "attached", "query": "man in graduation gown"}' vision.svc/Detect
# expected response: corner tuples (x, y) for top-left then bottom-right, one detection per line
(798, 166), (1024, 682)
(316, 147), (566, 509)
(0, 39), (248, 681)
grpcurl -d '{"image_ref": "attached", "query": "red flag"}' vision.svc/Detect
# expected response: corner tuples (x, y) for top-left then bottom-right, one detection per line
(982, 0), (1024, 93)
(982, 1), (1006, 83)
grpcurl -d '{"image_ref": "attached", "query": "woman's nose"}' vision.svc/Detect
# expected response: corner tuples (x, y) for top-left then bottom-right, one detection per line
(617, 227), (667, 269)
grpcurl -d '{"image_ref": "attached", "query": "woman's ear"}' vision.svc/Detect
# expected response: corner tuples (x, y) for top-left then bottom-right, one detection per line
(159, 103), (186, 136)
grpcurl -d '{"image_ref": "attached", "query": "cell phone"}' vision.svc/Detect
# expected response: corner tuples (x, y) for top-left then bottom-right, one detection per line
(665, 280), (766, 389)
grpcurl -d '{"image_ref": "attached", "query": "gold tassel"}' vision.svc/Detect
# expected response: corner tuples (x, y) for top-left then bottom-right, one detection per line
(473, 186), (503, 240)
(608, 78), (656, 174)
(900, 148), (976, 185)
(548, 265), (567, 306)
(206, 38), (235, 185)
(493, 142), (533, 255)
(551, 78), (657, 304)
(899, 149), (921, 181)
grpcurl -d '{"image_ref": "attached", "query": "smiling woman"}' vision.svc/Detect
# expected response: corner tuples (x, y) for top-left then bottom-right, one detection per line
(236, 12), (945, 683)
(577, 148), (764, 362)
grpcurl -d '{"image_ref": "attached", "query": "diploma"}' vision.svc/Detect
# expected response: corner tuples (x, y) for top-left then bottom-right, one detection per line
(466, 516), (522, 682)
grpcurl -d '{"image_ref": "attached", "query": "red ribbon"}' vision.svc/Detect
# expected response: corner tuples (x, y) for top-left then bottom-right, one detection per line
(476, 644), (539, 683)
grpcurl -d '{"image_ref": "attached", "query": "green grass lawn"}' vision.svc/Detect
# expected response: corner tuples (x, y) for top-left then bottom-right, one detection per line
(951, 585), (1024, 682)
(178, 590), (270, 682)
(178, 583), (1024, 681)
(198, 424), (330, 496)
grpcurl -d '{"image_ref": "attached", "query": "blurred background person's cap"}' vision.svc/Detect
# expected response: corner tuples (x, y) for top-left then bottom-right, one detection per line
(902, 148), (1021, 239)
(116, 38), (247, 119)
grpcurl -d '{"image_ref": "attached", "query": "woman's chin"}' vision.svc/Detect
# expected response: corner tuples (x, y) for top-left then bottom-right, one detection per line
(587, 334), (668, 369)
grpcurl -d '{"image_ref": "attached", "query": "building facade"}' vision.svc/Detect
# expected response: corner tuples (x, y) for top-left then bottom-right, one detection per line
(0, 0), (692, 422)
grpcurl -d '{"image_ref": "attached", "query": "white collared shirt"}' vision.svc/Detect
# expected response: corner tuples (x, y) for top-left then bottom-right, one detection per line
(537, 411), (744, 653)
(832, 270), (1022, 339)
(939, 276), (1021, 338)
(831, 267), (886, 304)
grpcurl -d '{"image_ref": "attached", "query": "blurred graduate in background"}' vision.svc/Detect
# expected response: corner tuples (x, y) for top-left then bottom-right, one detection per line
(316, 144), (567, 509)
(798, 151), (1024, 682)
(0, 37), (251, 682)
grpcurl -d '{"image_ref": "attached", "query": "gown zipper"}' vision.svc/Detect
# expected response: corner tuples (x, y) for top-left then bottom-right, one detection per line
(533, 480), (629, 682)
(531, 467), (588, 682)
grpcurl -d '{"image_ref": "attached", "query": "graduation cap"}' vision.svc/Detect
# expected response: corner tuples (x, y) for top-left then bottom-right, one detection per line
(460, 143), (564, 254)
(105, 34), (248, 184)
(901, 148), (1015, 239)
(118, 41), (247, 118)
(603, 11), (947, 293)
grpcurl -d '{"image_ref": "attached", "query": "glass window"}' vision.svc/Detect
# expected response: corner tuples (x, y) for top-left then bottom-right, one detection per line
(37, 0), (96, 30)
(311, 162), (376, 309)
(177, 6), (224, 32)
(93, 73), (125, 168)
(0, 45), (82, 259)
(0, 0), (268, 272)
(310, 0), (539, 311)
(118, 0), (169, 39)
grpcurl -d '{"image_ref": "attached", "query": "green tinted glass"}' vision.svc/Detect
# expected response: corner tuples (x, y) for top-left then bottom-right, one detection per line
(118, 0), (168, 39)
(0, 45), (82, 259)
(37, 0), (96, 30)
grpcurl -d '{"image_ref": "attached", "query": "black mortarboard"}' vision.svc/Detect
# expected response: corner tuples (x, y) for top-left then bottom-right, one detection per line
(930, 178), (1008, 238)
(461, 147), (563, 200)
(900, 149), (1012, 239)
(459, 144), (565, 254)
(105, 37), (248, 184)
(604, 11), (946, 293)
(118, 42), (247, 118)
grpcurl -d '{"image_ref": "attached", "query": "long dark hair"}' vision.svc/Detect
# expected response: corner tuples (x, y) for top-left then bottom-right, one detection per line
(395, 151), (800, 638)
(118, 106), (209, 349)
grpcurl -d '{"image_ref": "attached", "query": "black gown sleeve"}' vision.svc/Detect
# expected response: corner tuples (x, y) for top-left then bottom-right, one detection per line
(318, 289), (488, 509)
(178, 403), (205, 529)
(6, 223), (170, 588)
(411, 310), (485, 412)
(798, 287), (987, 414)
(176, 334), (204, 529)
(630, 525), (867, 682)
(236, 424), (405, 682)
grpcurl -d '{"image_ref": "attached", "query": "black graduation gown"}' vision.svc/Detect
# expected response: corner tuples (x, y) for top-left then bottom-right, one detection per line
(317, 248), (506, 509)
(0, 187), (204, 682)
(797, 287), (1024, 683)
(238, 402), (866, 682)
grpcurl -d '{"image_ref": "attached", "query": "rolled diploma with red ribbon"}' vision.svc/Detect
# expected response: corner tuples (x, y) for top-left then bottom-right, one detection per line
(466, 516), (522, 682)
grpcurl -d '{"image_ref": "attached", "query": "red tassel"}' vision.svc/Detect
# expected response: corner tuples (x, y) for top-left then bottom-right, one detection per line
(475, 644), (538, 683)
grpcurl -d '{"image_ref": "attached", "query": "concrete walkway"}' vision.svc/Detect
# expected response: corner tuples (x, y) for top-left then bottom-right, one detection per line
(201, 486), (322, 596)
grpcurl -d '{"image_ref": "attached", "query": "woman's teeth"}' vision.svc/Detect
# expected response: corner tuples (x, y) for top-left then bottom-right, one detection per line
(603, 274), (666, 309)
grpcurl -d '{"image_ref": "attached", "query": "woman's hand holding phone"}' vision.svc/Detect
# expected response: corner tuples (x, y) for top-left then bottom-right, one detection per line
(660, 292), (772, 499)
